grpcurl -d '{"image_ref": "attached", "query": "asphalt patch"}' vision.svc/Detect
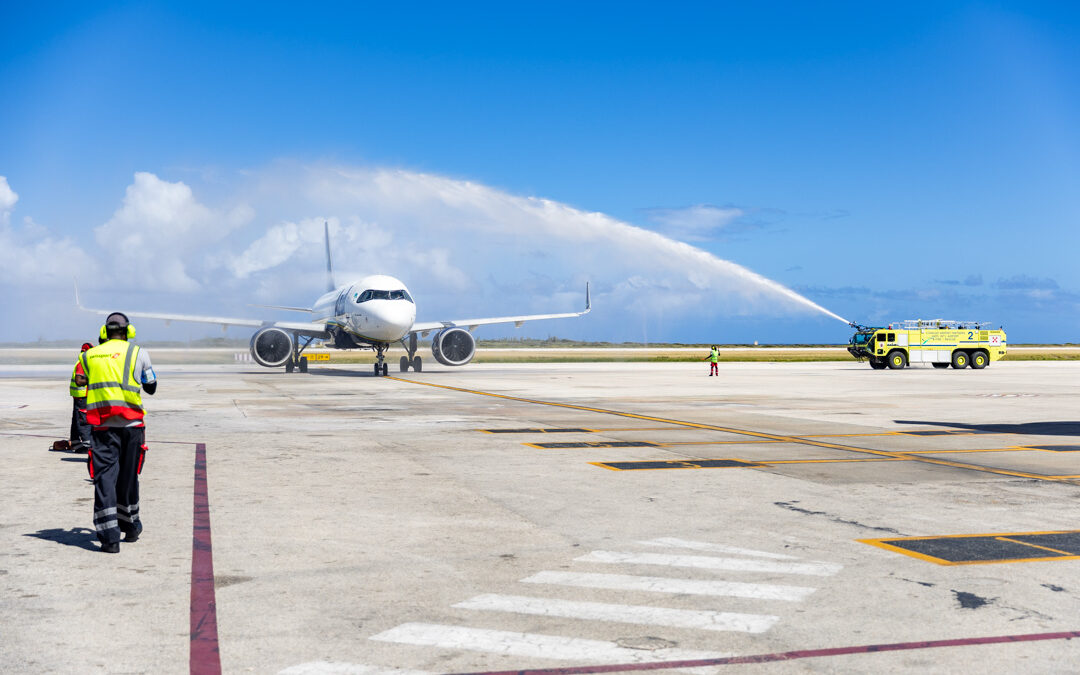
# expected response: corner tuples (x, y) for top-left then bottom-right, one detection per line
(593, 458), (763, 471)
(531, 441), (659, 449)
(861, 531), (1080, 564)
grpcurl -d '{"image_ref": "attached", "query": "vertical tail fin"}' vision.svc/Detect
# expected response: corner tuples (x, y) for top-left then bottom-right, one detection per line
(324, 220), (335, 292)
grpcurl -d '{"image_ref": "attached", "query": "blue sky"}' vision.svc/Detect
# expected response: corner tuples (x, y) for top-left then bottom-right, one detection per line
(2, 2), (1078, 343)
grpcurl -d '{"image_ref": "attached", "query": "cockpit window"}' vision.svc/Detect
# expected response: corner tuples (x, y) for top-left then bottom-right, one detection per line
(355, 289), (413, 304)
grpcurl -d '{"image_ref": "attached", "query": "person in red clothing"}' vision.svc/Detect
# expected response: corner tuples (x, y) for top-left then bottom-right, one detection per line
(68, 342), (95, 452)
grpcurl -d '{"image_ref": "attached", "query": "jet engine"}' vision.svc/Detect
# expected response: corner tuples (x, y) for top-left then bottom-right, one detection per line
(431, 327), (476, 366)
(250, 326), (293, 367)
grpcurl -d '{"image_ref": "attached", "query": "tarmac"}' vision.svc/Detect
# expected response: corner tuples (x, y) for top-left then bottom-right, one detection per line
(2, 357), (1079, 673)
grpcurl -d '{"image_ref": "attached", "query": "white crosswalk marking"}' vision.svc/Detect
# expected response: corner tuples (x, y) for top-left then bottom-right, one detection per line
(638, 537), (799, 560)
(279, 663), (434, 675)
(369, 623), (733, 663)
(521, 570), (816, 601)
(453, 593), (779, 633)
(578, 550), (842, 576)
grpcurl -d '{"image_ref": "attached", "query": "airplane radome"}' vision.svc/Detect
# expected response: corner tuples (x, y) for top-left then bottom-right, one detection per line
(77, 223), (590, 376)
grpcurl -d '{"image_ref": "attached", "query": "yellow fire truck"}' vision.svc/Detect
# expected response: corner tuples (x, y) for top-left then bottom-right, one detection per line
(847, 319), (1007, 370)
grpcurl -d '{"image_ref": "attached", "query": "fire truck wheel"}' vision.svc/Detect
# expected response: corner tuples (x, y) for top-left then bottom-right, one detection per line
(869, 358), (887, 370)
(951, 350), (969, 369)
(887, 350), (907, 370)
(971, 351), (988, 369)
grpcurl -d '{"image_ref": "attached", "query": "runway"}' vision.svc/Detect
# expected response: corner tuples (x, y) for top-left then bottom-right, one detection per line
(2, 360), (1079, 673)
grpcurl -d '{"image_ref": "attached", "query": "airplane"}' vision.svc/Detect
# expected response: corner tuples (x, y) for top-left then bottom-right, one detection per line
(77, 223), (591, 375)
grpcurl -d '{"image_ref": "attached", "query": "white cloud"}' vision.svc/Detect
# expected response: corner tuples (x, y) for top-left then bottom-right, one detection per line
(0, 176), (17, 226)
(94, 172), (254, 291)
(643, 204), (745, 241)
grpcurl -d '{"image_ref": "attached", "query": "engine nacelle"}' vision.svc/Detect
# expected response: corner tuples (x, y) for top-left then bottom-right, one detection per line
(431, 327), (476, 366)
(250, 326), (293, 368)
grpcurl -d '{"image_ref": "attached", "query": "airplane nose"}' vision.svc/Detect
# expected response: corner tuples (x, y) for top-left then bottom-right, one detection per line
(370, 302), (415, 338)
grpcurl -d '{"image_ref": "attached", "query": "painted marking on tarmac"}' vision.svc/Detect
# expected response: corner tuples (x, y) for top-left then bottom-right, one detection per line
(443, 629), (1080, 674)
(453, 593), (779, 634)
(860, 530), (1080, 565)
(280, 663), (435, 675)
(529, 441), (660, 449)
(592, 459), (762, 471)
(191, 442), (222, 675)
(1025, 444), (1080, 452)
(521, 570), (817, 602)
(578, 551), (842, 577)
(368, 623), (733, 664)
(638, 537), (799, 560)
(387, 377), (1080, 485)
(481, 428), (596, 434)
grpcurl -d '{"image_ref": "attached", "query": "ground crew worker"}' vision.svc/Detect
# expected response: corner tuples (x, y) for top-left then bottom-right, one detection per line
(75, 313), (156, 553)
(705, 345), (720, 376)
(68, 342), (94, 452)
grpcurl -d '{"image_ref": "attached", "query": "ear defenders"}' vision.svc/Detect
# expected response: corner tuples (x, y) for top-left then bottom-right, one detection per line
(100, 312), (136, 341)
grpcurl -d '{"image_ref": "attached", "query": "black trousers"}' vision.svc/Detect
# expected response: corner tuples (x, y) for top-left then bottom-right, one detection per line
(69, 397), (92, 446)
(91, 426), (144, 545)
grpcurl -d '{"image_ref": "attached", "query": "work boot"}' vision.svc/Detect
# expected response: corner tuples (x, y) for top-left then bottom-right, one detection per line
(101, 542), (120, 553)
(124, 531), (140, 543)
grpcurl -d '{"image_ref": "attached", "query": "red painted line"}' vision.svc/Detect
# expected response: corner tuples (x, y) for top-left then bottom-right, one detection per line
(447, 629), (1080, 675)
(190, 442), (222, 675)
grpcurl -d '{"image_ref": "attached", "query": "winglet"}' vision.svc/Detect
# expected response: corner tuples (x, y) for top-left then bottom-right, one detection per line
(324, 220), (335, 293)
(585, 282), (591, 312)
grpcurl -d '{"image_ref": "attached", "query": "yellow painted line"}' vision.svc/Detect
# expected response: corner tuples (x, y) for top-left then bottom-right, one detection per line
(659, 439), (785, 446)
(758, 457), (907, 465)
(995, 537), (1074, 556)
(898, 447), (1029, 455)
(387, 377), (1078, 484)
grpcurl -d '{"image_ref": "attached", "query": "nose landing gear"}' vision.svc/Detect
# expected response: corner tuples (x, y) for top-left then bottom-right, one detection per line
(374, 344), (389, 376)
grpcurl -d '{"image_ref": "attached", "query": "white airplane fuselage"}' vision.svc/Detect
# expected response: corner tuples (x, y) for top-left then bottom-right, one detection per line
(311, 274), (417, 344)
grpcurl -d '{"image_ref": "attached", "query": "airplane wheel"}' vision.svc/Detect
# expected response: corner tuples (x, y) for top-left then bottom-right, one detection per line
(373, 363), (380, 376)
(412, 356), (422, 372)
(286, 361), (295, 373)
(381, 363), (389, 376)
(299, 357), (308, 373)
(400, 356), (410, 372)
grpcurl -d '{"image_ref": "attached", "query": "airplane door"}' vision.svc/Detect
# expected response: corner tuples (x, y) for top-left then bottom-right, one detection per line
(334, 290), (348, 316)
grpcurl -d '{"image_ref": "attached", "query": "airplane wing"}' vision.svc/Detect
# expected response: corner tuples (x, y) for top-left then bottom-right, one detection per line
(75, 283), (331, 338)
(410, 283), (591, 336)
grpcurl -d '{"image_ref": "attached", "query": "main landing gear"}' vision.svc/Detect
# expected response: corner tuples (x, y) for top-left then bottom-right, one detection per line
(285, 333), (314, 374)
(398, 332), (423, 373)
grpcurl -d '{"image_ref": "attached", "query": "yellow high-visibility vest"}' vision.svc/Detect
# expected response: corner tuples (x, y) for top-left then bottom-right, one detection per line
(80, 339), (144, 425)
(709, 348), (720, 363)
(69, 361), (87, 398)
